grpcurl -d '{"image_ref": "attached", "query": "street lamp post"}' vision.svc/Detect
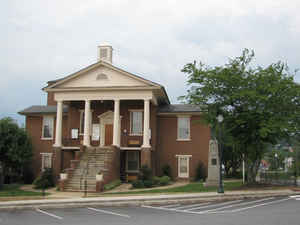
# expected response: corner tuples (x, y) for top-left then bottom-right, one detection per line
(275, 153), (278, 183)
(217, 114), (224, 194)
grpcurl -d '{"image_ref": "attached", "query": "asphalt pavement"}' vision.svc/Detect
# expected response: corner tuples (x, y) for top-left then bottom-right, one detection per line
(0, 195), (299, 225)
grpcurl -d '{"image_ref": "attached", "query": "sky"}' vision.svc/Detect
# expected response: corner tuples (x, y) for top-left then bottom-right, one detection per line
(1, 0), (300, 125)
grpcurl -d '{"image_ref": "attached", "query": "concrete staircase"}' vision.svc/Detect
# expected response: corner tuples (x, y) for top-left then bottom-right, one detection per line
(64, 147), (114, 192)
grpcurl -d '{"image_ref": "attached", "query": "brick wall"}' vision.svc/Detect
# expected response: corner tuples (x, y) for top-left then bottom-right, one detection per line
(156, 115), (210, 179)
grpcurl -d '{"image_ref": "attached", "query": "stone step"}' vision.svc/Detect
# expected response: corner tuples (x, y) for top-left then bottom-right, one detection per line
(64, 188), (96, 192)
(65, 182), (96, 186)
(63, 148), (114, 191)
(64, 187), (96, 190)
(72, 170), (105, 175)
(65, 186), (96, 190)
(68, 178), (97, 182)
(77, 164), (105, 167)
(67, 183), (96, 186)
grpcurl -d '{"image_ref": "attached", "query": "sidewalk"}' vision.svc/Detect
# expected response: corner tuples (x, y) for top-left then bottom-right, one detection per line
(0, 189), (298, 210)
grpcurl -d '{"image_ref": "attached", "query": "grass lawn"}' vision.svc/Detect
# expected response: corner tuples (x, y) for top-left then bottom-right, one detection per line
(104, 181), (244, 195)
(0, 184), (49, 197)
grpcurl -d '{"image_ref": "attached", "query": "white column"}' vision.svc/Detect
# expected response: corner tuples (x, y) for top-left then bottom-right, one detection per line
(142, 99), (151, 148)
(54, 100), (63, 147)
(83, 100), (91, 146)
(113, 99), (120, 146)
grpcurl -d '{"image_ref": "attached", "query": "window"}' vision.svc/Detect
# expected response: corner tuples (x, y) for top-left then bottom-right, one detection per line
(177, 116), (190, 140)
(176, 155), (192, 178)
(130, 111), (143, 135)
(41, 153), (52, 171)
(126, 151), (139, 172)
(42, 116), (54, 139)
(92, 124), (100, 141)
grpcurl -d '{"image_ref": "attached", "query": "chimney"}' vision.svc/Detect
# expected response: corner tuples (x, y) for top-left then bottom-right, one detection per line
(98, 44), (113, 64)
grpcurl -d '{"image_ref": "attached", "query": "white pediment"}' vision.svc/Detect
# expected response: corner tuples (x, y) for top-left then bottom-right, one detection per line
(57, 65), (150, 88)
(98, 110), (114, 119)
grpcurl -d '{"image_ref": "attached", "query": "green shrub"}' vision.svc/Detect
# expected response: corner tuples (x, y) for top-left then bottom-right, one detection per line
(162, 164), (172, 179)
(23, 166), (34, 184)
(139, 165), (153, 181)
(132, 180), (144, 188)
(103, 179), (122, 191)
(195, 161), (207, 182)
(144, 180), (154, 188)
(159, 176), (171, 186)
(33, 168), (55, 189)
(153, 176), (161, 186)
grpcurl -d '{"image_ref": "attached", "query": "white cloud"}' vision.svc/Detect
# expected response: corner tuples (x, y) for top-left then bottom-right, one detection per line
(0, 0), (300, 122)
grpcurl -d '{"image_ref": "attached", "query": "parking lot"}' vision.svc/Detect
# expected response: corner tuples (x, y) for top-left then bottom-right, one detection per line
(0, 195), (299, 225)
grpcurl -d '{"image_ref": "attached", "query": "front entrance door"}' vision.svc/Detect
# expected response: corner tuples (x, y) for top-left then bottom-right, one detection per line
(105, 124), (113, 146)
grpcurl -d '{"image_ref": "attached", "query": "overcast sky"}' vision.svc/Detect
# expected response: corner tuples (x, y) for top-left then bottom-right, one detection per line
(1, 0), (300, 124)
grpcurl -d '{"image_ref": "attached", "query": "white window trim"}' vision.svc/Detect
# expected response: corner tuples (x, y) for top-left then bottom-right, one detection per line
(176, 155), (192, 178)
(126, 151), (140, 173)
(41, 153), (53, 171)
(41, 115), (54, 140)
(79, 110), (93, 135)
(129, 109), (143, 136)
(177, 115), (191, 141)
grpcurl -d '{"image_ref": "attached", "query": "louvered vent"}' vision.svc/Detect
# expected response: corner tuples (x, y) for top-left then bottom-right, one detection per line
(96, 73), (108, 80)
(98, 45), (113, 63)
(100, 49), (108, 58)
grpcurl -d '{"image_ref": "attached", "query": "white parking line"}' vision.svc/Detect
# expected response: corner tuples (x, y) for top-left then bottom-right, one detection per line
(196, 197), (274, 214)
(87, 207), (130, 218)
(184, 200), (242, 211)
(36, 209), (63, 220)
(230, 197), (290, 212)
(290, 195), (300, 198)
(142, 205), (185, 213)
(174, 202), (211, 210)
(161, 204), (181, 208)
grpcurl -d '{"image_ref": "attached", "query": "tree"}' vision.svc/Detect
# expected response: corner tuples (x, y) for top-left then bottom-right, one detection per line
(0, 117), (33, 186)
(180, 49), (300, 183)
(266, 149), (286, 171)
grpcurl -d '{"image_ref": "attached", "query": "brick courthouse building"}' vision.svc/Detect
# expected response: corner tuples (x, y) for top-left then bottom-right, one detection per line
(19, 45), (210, 191)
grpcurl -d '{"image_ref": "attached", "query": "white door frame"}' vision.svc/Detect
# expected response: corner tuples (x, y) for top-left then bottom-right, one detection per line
(98, 111), (122, 147)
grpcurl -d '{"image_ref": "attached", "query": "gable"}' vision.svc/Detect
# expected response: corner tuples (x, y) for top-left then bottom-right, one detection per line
(56, 64), (152, 89)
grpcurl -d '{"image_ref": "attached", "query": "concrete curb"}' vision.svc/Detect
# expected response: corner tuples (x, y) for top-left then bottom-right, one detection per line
(0, 190), (299, 210)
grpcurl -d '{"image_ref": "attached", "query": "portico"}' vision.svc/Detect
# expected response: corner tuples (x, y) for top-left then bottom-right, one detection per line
(53, 97), (152, 149)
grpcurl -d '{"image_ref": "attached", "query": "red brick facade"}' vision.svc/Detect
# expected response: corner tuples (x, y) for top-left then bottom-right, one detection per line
(24, 97), (210, 182)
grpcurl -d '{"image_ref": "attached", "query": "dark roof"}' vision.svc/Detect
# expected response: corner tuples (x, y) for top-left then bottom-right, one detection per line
(18, 105), (68, 115)
(158, 104), (202, 113)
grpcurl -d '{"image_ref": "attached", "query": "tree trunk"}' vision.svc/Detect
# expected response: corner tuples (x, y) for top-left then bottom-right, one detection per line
(0, 162), (3, 189)
(246, 158), (261, 184)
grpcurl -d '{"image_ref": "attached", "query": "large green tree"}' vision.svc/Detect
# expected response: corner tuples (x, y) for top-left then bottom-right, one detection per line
(0, 117), (33, 186)
(180, 49), (300, 183)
